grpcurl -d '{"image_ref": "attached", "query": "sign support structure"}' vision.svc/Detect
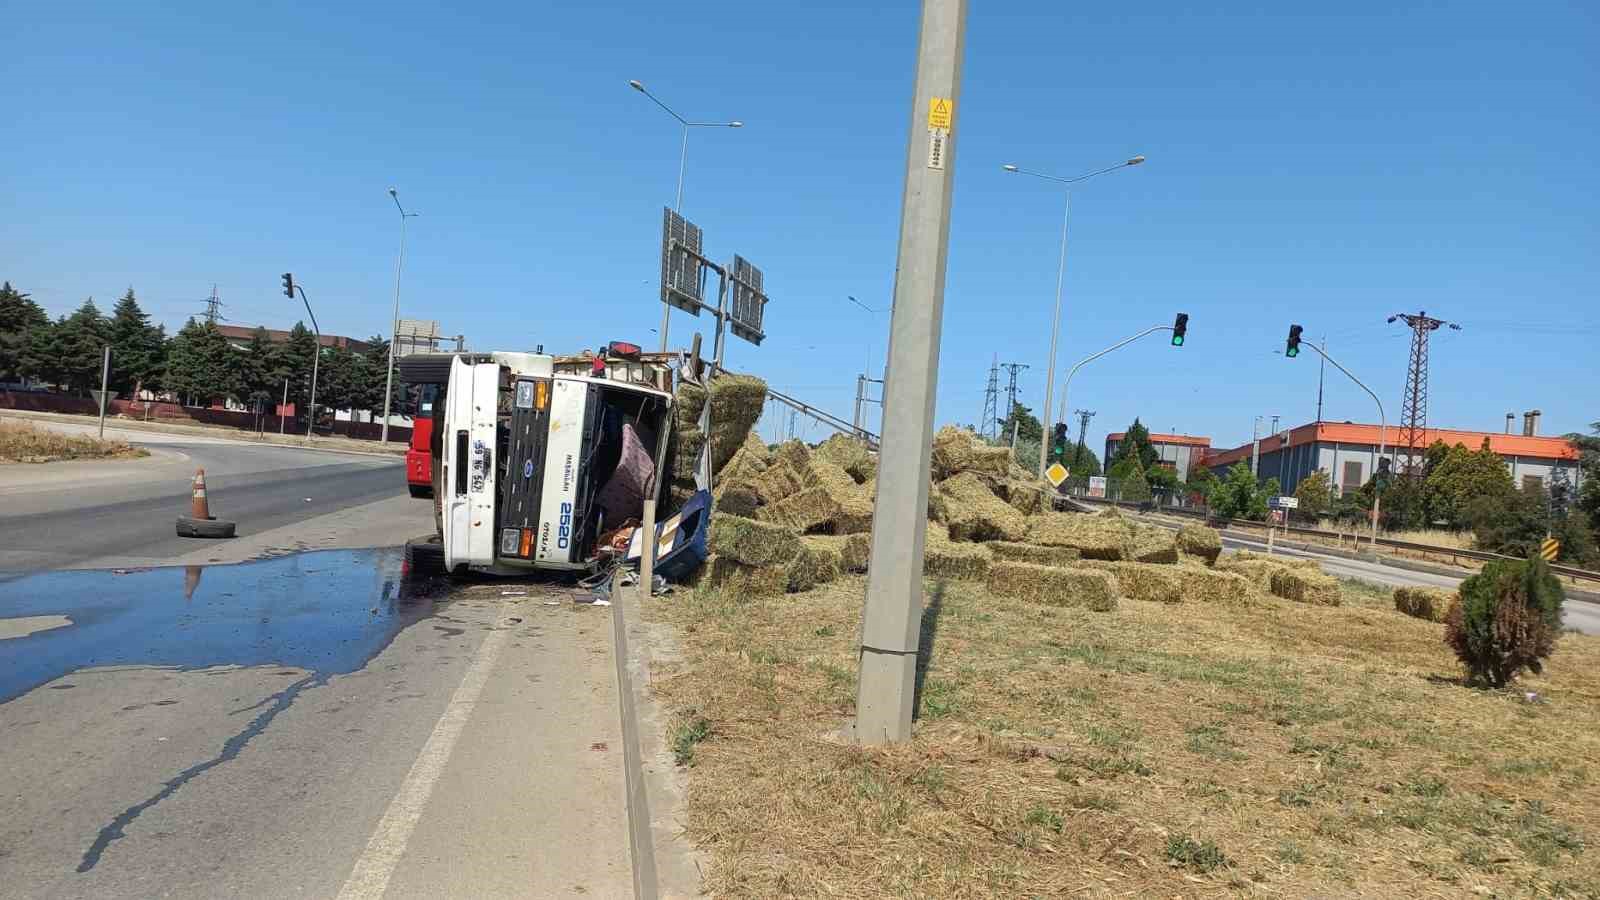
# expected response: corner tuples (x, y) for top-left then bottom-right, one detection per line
(853, 0), (967, 746)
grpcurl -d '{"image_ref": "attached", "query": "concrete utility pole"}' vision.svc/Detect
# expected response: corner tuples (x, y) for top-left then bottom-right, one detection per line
(97, 346), (111, 439)
(855, 0), (966, 746)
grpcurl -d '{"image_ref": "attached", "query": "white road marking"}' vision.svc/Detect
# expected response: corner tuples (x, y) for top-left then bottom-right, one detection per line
(335, 602), (513, 900)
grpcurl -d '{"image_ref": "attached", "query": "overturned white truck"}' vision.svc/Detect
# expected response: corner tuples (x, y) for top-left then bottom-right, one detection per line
(401, 343), (708, 578)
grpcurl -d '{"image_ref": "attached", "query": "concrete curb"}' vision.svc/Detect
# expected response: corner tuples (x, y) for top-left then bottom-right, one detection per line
(0, 409), (407, 460)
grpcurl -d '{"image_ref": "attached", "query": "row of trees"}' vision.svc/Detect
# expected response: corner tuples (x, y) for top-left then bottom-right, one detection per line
(0, 282), (400, 422)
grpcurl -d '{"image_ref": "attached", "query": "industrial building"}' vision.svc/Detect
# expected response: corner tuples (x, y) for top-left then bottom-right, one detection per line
(1103, 431), (1211, 482)
(1204, 414), (1584, 497)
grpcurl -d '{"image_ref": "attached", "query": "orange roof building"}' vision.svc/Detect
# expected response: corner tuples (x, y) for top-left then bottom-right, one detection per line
(1204, 421), (1583, 496)
(1104, 432), (1212, 481)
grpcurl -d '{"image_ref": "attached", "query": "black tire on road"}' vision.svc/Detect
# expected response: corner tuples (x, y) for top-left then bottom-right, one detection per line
(405, 535), (446, 577)
(176, 516), (237, 539)
(407, 483), (432, 499)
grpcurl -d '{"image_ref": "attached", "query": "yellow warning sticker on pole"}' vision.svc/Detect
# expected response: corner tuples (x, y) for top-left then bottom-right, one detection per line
(928, 97), (953, 129)
(1540, 537), (1559, 561)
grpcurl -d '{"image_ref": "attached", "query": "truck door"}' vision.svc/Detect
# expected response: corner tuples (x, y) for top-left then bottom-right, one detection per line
(441, 357), (500, 571)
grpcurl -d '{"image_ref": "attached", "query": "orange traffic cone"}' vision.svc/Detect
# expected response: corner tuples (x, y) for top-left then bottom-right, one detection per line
(191, 469), (211, 520)
(177, 467), (236, 539)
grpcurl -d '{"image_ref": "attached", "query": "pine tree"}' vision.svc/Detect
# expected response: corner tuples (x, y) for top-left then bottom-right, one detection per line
(1110, 418), (1158, 473)
(283, 322), (319, 409)
(162, 319), (205, 405)
(0, 282), (51, 383)
(108, 287), (165, 397)
(54, 299), (112, 396)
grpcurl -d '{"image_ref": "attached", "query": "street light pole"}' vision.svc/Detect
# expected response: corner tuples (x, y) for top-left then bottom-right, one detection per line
(382, 187), (419, 445)
(1003, 156), (1145, 482)
(628, 79), (744, 353)
(1056, 323), (1175, 450)
(294, 285), (322, 441)
(1293, 340), (1387, 553)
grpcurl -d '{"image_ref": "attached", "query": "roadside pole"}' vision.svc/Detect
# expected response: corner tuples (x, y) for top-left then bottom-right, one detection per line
(280, 379), (288, 435)
(97, 346), (111, 439)
(854, 0), (966, 746)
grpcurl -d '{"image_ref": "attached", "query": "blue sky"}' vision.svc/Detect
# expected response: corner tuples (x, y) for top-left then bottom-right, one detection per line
(4, 1), (1596, 454)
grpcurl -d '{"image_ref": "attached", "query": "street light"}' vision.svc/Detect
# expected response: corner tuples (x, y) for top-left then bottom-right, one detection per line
(381, 187), (420, 446)
(627, 79), (743, 213)
(1003, 155), (1146, 482)
(629, 79), (743, 353)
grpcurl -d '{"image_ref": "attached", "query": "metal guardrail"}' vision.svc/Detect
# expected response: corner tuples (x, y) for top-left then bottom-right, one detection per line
(1073, 495), (1600, 584)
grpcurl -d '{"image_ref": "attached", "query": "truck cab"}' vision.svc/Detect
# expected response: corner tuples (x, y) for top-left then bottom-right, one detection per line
(436, 347), (673, 576)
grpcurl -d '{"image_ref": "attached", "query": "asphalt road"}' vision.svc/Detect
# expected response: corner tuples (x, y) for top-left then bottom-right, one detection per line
(0, 417), (430, 571)
(0, 552), (636, 899)
(1216, 529), (1600, 635)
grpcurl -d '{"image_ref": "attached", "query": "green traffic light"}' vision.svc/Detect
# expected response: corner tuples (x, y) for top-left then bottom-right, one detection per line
(1286, 346), (1298, 357)
(1171, 335), (1184, 347)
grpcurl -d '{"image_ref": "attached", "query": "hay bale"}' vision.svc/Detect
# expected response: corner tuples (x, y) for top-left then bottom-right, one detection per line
(811, 461), (875, 534)
(1213, 551), (1323, 589)
(1176, 524), (1222, 564)
(1106, 562), (1183, 604)
(984, 541), (1082, 567)
(940, 472), (1028, 543)
(931, 425), (1012, 481)
(1393, 586), (1453, 623)
(1005, 480), (1046, 516)
(704, 375), (768, 473)
(1127, 523), (1179, 564)
(786, 541), (841, 592)
(986, 562), (1118, 611)
(923, 530), (993, 580)
(1173, 566), (1254, 606)
(720, 445), (769, 487)
(713, 483), (760, 519)
(750, 460), (809, 506)
(709, 514), (800, 567)
(740, 429), (771, 464)
(772, 439), (812, 473)
(761, 486), (841, 533)
(1269, 568), (1341, 606)
(812, 433), (876, 483)
(839, 533), (872, 573)
(1025, 513), (1129, 560)
(699, 555), (788, 597)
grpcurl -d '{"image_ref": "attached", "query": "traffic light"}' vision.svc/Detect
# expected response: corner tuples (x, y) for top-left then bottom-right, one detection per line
(282, 272), (295, 298)
(1051, 423), (1068, 461)
(1286, 324), (1303, 358)
(1375, 456), (1392, 492)
(1171, 313), (1188, 347)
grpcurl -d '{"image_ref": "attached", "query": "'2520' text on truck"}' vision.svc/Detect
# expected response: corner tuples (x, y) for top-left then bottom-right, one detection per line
(398, 344), (676, 576)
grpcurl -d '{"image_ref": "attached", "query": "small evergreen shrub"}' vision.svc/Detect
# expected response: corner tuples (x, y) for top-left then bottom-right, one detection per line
(1444, 558), (1565, 687)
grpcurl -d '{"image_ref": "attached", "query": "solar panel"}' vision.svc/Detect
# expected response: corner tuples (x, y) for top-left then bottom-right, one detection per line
(729, 254), (767, 345)
(659, 207), (704, 316)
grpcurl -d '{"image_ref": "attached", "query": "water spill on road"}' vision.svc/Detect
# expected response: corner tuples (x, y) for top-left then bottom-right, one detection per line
(0, 548), (445, 705)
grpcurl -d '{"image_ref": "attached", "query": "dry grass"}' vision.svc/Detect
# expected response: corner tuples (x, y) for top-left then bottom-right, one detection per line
(647, 571), (1600, 898)
(1382, 527), (1478, 550)
(0, 421), (147, 464)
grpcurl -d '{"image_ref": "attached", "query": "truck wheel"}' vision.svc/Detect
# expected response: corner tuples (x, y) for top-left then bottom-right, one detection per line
(408, 483), (432, 499)
(176, 516), (237, 539)
(404, 535), (446, 577)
